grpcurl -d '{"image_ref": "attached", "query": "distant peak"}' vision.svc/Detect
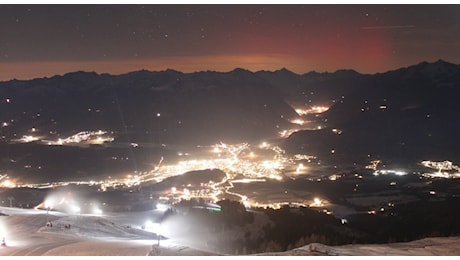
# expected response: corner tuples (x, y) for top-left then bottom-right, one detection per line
(435, 59), (451, 64)
(388, 59), (460, 79)
(121, 69), (183, 78)
(277, 67), (291, 73)
(413, 59), (459, 72)
(229, 68), (252, 73)
(301, 69), (361, 78)
(164, 68), (183, 74)
(415, 59), (456, 68)
(227, 68), (255, 77)
(303, 70), (321, 76)
(274, 67), (298, 75)
(334, 69), (361, 76)
(63, 71), (99, 77)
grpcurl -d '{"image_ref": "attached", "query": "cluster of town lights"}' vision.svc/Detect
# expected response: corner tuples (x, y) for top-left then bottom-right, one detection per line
(421, 160), (460, 178)
(295, 105), (330, 116)
(9, 130), (114, 146)
(81, 142), (316, 209)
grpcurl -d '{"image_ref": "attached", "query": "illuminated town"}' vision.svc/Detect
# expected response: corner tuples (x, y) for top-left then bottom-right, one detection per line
(0, 96), (459, 223)
(10, 130), (115, 146)
(1, 102), (459, 216)
(1, 104), (333, 212)
(2, 105), (459, 216)
(2, 139), (320, 209)
(1, 5), (460, 256)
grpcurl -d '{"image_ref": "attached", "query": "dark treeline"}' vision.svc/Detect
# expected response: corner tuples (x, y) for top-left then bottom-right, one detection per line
(162, 197), (460, 255)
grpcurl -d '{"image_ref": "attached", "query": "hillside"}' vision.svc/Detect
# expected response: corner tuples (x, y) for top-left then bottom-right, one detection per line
(1, 206), (459, 256)
(284, 60), (460, 167)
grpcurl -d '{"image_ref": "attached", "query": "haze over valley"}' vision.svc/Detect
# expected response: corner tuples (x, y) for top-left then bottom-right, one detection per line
(1, 60), (460, 255)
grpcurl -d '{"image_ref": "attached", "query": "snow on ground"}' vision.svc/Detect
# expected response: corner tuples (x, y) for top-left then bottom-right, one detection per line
(1, 206), (460, 256)
(262, 237), (460, 256)
(0, 206), (212, 256)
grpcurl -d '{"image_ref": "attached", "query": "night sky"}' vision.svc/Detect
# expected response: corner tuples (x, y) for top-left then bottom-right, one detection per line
(1, 4), (460, 81)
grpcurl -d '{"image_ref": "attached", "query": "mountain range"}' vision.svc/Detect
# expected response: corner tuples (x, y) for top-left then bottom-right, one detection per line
(285, 60), (460, 167)
(1, 60), (459, 181)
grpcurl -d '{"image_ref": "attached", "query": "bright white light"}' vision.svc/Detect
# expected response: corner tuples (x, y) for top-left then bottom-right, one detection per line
(156, 203), (169, 212)
(263, 161), (276, 169)
(394, 170), (407, 176)
(144, 220), (161, 235)
(421, 160), (460, 179)
(296, 163), (304, 173)
(46, 130), (114, 146)
(13, 135), (40, 143)
(329, 174), (338, 181)
(294, 106), (329, 115)
(310, 106), (329, 113)
(373, 169), (407, 176)
(43, 199), (53, 210)
(332, 128), (342, 135)
(310, 197), (324, 207)
(183, 188), (190, 196)
(144, 220), (161, 234)
(20, 139), (325, 211)
(24, 135), (38, 142)
(295, 108), (308, 116)
(366, 160), (381, 171)
(1, 179), (15, 188)
(231, 179), (266, 183)
(268, 174), (282, 181)
(278, 129), (299, 138)
(144, 220), (153, 230)
(290, 119), (306, 125)
(93, 207), (103, 215)
(70, 205), (80, 214)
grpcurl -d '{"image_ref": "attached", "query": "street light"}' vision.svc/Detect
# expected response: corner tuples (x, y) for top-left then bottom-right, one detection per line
(155, 112), (161, 146)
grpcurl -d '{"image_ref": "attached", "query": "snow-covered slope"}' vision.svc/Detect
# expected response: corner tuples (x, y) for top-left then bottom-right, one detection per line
(338, 237), (460, 256)
(0, 206), (212, 256)
(259, 237), (460, 256)
(1, 206), (459, 256)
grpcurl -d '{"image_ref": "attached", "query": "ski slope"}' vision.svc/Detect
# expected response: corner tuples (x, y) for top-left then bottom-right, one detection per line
(0, 206), (211, 256)
(1, 206), (459, 256)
